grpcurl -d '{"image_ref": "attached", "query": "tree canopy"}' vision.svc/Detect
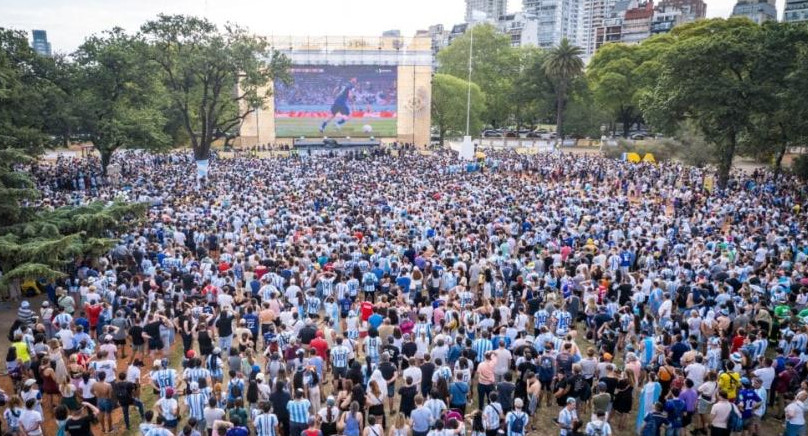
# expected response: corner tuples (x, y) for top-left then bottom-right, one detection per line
(73, 27), (171, 173)
(431, 74), (485, 144)
(140, 15), (291, 164)
(437, 24), (522, 128)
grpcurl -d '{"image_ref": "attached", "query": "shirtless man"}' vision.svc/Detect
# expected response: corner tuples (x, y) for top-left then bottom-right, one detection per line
(91, 371), (115, 434)
(526, 370), (542, 432)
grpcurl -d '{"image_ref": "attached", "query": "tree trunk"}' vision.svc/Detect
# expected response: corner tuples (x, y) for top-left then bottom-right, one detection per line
(621, 110), (631, 138)
(773, 123), (789, 181)
(773, 143), (787, 181)
(439, 128), (445, 147)
(194, 141), (211, 162)
(717, 130), (737, 189)
(99, 149), (113, 177)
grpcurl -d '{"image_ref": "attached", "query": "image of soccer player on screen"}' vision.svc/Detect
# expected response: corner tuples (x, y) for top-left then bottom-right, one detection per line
(319, 77), (357, 133)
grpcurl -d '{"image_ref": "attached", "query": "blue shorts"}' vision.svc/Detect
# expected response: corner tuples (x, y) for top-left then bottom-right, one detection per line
(98, 398), (116, 412)
(331, 102), (350, 116)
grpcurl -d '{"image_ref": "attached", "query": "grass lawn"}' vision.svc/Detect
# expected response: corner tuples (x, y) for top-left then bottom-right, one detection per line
(275, 118), (396, 138)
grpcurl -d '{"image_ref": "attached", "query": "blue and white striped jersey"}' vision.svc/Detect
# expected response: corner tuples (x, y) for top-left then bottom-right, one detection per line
(254, 413), (278, 436)
(287, 399), (311, 424)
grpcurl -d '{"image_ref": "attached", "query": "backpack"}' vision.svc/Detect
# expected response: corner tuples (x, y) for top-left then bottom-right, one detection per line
(511, 412), (526, 434)
(590, 422), (605, 436)
(660, 365), (674, 382)
(538, 356), (555, 381)
(728, 404), (743, 433)
(572, 375), (591, 401)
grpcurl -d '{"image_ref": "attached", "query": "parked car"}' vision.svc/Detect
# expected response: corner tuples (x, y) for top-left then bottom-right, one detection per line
(482, 130), (503, 138)
(630, 133), (646, 140)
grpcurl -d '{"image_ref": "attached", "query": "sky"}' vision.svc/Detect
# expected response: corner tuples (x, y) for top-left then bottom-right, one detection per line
(0, 0), (781, 54)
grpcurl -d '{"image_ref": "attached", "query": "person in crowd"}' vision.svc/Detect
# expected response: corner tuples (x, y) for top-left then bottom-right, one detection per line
(6, 148), (808, 436)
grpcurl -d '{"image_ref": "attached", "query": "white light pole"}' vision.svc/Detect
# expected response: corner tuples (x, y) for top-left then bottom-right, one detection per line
(466, 25), (473, 136)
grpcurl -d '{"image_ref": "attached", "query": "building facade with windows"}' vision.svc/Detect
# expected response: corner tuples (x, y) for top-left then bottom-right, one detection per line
(498, 12), (541, 46)
(31, 30), (51, 57)
(466, 0), (509, 21)
(524, 0), (584, 48)
(731, 0), (777, 23)
(784, 0), (808, 21)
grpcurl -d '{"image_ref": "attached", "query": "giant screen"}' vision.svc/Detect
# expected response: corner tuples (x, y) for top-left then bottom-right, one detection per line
(274, 65), (397, 138)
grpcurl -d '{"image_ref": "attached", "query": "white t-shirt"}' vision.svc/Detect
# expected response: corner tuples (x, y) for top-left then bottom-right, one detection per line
(19, 409), (43, 436)
(753, 367), (775, 390)
(402, 366), (422, 385)
(494, 348), (513, 375)
(585, 419), (612, 436)
(658, 300), (672, 319)
(204, 407), (226, 428)
(685, 363), (706, 386)
(127, 365), (142, 383)
(217, 293), (234, 309)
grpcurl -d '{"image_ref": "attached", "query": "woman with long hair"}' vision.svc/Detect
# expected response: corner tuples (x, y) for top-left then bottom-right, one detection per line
(40, 356), (61, 409)
(339, 401), (363, 436)
(388, 412), (410, 436)
(613, 369), (635, 431)
(59, 377), (81, 411)
(366, 379), (386, 429)
(363, 415), (384, 436)
(337, 378), (354, 411)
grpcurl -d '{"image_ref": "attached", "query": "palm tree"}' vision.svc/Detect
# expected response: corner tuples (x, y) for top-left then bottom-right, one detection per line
(543, 38), (584, 145)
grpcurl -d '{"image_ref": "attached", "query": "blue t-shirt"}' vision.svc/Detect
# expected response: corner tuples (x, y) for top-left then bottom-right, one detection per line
(226, 427), (250, 436)
(449, 381), (469, 405)
(334, 83), (354, 104)
(243, 313), (259, 336)
(737, 389), (761, 419)
(368, 313), (384, 330)
(396, 276), (412, 293)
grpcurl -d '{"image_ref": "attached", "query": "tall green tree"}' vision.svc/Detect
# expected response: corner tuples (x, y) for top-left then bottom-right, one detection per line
(431, 74), (485, 145)
(140, 15), (290, 170)
(587, 39), (670, 137)
(0, 29), (71, 151)
(437, 24), (518, 128)
(741, 22), (808, 178)
(73, 27), (171, 174)
(511, 46), (553, 130)
(564, 80), (611, 138)
(0, 148), (145, 298)
(642, 19), (761, 188)
(543, 38), (584, 142)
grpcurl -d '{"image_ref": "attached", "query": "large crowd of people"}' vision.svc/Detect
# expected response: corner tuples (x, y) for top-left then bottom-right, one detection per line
(3, 147), (808, 436)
